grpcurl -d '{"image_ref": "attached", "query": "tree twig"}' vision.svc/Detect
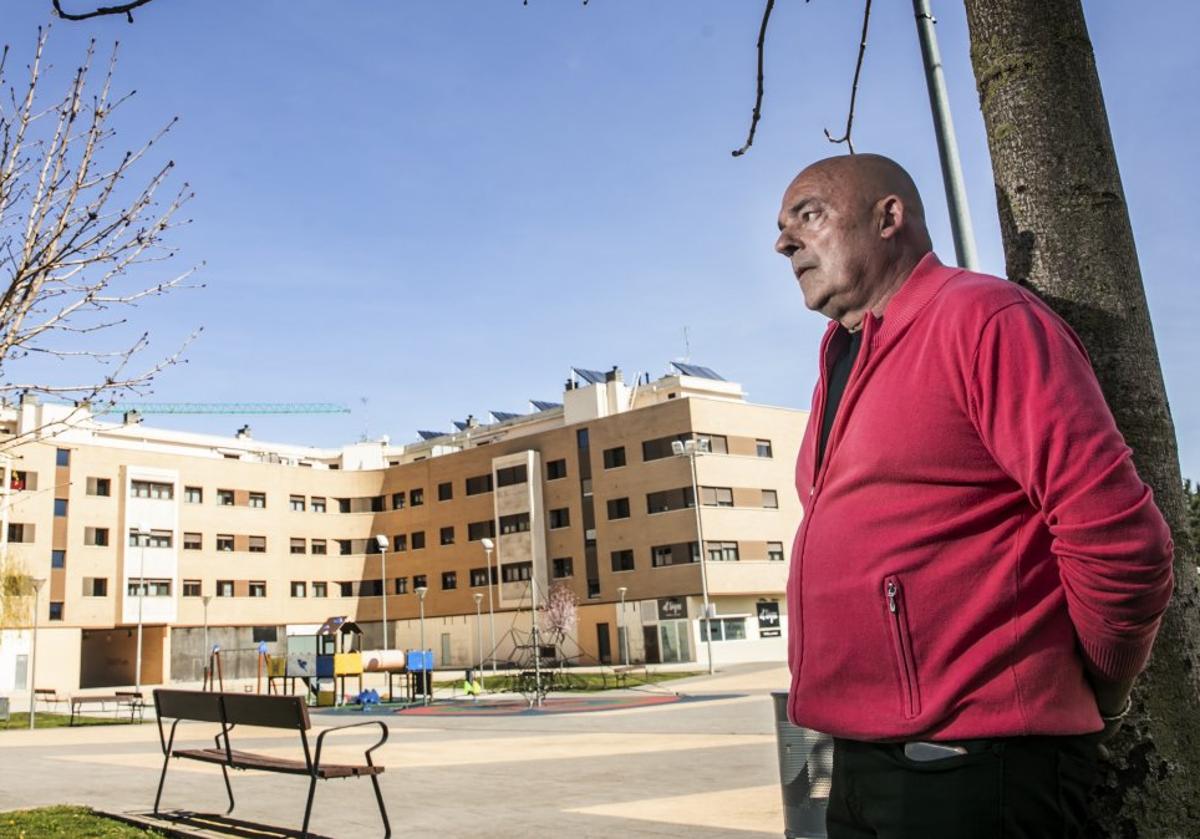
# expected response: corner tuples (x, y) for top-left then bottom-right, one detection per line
(51, 0), (156, 23)
(824, 0), (873, 154)
(731, 0), (777, 158)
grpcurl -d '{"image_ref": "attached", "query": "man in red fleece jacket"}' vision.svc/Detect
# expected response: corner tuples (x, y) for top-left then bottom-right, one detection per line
(774, 154), (1173, 838)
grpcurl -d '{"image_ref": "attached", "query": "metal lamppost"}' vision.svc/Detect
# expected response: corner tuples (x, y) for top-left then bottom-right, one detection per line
(134, 522), (149, 695)
(27, 577), (45, 729)
(672, 439), (715, 675)
(415, 586), (429, 705)
(473, 592), (484, 686)
(617, 586), (629, 666)
(480, 537), (497, 678)
(201, 594), (213, 683)
(374, 535), (390, 650)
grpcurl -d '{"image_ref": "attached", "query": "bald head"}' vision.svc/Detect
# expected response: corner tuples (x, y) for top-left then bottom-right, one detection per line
(775, 154), (933, 328)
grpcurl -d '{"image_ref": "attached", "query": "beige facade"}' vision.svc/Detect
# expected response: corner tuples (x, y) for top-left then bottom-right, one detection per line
(0, 367), (807, 694)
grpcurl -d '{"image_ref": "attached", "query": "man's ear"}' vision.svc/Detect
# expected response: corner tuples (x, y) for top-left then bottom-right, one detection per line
(877, 195), (905, 240)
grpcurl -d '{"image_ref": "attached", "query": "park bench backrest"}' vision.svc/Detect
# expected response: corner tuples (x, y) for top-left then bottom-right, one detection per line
(221, 692), (311, 731)
(155, 689), (224, 723)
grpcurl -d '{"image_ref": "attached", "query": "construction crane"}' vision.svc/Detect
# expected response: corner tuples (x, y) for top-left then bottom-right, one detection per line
(92, 403), (351, 415)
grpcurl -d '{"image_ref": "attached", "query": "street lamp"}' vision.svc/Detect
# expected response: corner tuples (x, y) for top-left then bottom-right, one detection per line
(473, 592), (484, 686)
(135, 521), (150, 695)
(415, 586), (429, 705)
(201, 594), (213, 684)
(27, 577), (45, 729)
(374, 534), (390, 650)
(480, 537), (497, 678)
(617, 586), (629, 666)
(672, 438), (715, 675)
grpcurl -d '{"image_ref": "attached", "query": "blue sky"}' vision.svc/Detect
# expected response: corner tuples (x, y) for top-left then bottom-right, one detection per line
(5, 1), (1198, 479)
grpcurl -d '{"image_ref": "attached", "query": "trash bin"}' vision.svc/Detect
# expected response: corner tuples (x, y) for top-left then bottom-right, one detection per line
(772, 691), (833, 838)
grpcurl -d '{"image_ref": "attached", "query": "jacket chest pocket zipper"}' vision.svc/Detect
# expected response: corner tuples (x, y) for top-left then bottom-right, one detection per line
(885, 576), (922, 720)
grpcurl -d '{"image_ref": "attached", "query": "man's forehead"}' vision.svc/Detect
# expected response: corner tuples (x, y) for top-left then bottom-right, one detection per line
(781, 169), (842, 211)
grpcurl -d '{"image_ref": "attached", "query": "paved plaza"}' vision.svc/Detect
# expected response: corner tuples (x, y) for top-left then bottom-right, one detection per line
(0, 663), (790, 838)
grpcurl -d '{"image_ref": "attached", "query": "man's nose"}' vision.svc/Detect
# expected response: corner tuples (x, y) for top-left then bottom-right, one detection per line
(775, 228), (799, 257)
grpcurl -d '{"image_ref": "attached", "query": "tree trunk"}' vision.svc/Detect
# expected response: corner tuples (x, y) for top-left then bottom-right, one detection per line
(963, 1), (1200, 835)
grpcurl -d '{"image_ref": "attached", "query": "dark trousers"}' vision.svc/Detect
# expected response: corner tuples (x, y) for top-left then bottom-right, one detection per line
(827, 734), (1100, 838)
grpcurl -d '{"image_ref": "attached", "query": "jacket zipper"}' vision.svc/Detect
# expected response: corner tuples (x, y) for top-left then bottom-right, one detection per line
(885, 576), (921, 720)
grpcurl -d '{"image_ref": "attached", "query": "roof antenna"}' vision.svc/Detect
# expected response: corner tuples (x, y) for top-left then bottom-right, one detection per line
(359, 396), (370, 442)
(682, 326), (691, 363)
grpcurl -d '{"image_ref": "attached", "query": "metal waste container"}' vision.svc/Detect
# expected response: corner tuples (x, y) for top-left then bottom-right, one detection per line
(772, 691), (833, 838)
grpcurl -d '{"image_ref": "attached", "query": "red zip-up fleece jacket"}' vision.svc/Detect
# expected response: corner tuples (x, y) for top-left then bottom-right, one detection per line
(786, 252), (1174, 742)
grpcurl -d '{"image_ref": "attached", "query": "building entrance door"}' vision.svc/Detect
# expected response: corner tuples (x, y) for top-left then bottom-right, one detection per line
(643, 627), (660, 664)
(596, 623), (612, 665)
(658, 620), (692, 664)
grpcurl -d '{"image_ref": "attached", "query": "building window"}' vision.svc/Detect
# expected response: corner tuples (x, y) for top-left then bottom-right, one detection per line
(313, 581), (328, 598)
(128, 579), (171, 597)
(499, 513), (530, 535)
(413, 574), (427, 590)
(602, 446), (626, 469)
(311, 538), (327, 555)
(51, 549), (66, 569)
(338, 581), (354, 597)
(129, 529), (172, 548)
(465, 474), (493, 495)
(248, 536), (266, 553)
(576, 428), (589, 449)
(469, 568), (491, 587)
(646, 487), (695, 513)
(410, 488), (424, 507)
(394, 577), (408, 595)
(217, 489), (234, 506)
(248, 581), (267, 598)
(610, 549), (635, 572)
(552, 557), (574, 578)
(216, 534), (234, 552)
(392, 533), (407, 552)
(392, 491), (406, 510)
(55, 448), (70, 467)
(700, 486), (734, 507)
(370, 495), (385, 513)
(768, 541), (785, 562)
(440, 526), (455, 546)
(182, 532), (202, 551)
(546, 459), (567, 480)
(54, 498), (68, 517)
(291, 581), (307, 598)
(467, 520), (496, 541)
(761, 489), (779, 509)
(7, 523), (33, 543)
(85, 527), (110, 547)
(411, 531), (426, 550)
(437, 481), (453, 502)
(184, 486), (203, 504)
(245, 492), (265, 509)
(695, 433), (729, 454)
(216, 580), (234, 597)
(49, 601), (64, 620)
(496, 464), (528, 487)
(337, 539), (352, 556)
(707, 541), (740, 562)
(290, 537), (306, 555)
(502, 562), (532, 583)
(756, 439), (774, 458)
(641, 434), (688, 461)
(311, 497), (326, 513)
(131, 479), (174, 500)
(606, 497), (631, 520)
(651, 542), (699, 567)
(182, 579), (201, 597)
(441, 571), (457, 591)
(83, 577), (109, 597)
(10, 470), (32, 491)
(290, 495), (306, 512)
(700, 617), (748, 642)
(87, 477), (111, 497)
(548, 508), (570, 529)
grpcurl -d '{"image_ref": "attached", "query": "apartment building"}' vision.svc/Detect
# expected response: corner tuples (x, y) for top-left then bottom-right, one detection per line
(0, 364), (808, 694)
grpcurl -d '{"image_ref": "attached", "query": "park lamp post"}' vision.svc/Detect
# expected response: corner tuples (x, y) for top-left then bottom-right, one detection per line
(135, 521), (150, 695)
(473, 592), (484, 686)
(415, 586), (429, 705)
(672, 438), (715, 675)
(617, 586), (629, 666)
(374, 534), (390, 650)
(480, 537), (497, 678)
(201, 594), (213, 682)
(27, 577), (45, 729)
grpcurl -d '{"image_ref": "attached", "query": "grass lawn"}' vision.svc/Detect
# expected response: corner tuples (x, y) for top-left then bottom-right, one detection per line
(0, 806), (163, 837)
(0, 712), (147, 730)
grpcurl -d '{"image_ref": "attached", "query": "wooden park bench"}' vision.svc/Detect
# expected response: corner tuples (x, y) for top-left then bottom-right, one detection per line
(153, 689), (391, 838)
(34, 688), (66, 711)
(609, 664), (646, 689)
(68, 691), (146, 725)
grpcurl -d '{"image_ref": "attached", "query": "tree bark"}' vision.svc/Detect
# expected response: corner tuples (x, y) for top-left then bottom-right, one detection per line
(963, 1), (1200, 835)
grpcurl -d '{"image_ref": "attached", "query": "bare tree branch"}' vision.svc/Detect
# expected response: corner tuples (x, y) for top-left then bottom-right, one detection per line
(731, 0), (777, 158)
(823, 0), (873, 154)
(51, 0), (157, 23)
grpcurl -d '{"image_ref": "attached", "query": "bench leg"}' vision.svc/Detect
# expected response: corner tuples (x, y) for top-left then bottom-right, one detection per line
(301, 776), (318, 838)
(153, 753), (171, 815)
(220, 764), (235, 815)
(370, 773), (392, 838)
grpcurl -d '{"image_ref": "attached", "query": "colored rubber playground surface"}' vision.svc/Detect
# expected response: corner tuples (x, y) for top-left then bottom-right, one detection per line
(0, 663), (792, 838)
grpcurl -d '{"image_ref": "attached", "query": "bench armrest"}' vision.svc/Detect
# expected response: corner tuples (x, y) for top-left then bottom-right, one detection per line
(312, 720), (389, 774)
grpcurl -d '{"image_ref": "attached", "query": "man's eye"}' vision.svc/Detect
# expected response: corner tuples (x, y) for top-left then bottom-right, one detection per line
(801, 210), (819, 223)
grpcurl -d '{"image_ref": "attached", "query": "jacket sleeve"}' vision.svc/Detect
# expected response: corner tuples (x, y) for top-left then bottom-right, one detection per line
(967, 299), (1174, 682)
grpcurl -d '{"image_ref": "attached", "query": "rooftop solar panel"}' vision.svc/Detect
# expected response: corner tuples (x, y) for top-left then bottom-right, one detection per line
(531, 400), (562, 412)
(572, 367), (608, 385)
(417, 430), (451, 441)
(671, 361), (726, 381)
(490, 410), (522, 422)
(452, 420), (469, 431)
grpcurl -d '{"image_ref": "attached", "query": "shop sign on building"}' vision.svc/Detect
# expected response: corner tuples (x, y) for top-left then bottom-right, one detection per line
(657, 597), (687, 620)
(757, 601), (781, 637)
